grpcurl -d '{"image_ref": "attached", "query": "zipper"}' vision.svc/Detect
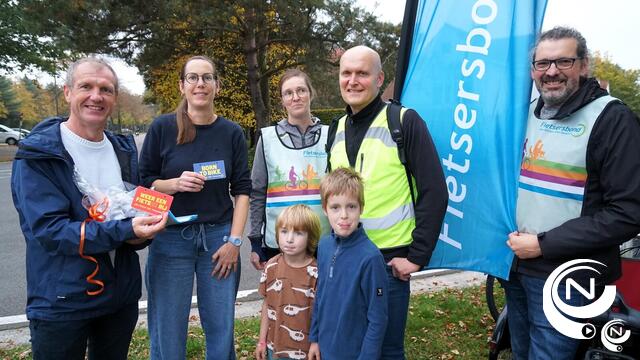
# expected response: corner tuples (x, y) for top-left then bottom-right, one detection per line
(329, 242), (341, 278)
(359, 153), (364, 173)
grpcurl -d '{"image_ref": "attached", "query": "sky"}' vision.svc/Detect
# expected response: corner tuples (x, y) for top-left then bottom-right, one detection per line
(363, 0), (639, 70)
(10, 0), (639, 95)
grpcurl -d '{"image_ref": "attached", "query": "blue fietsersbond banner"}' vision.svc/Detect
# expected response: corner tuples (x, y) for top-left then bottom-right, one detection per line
(401, 0), (547, 279)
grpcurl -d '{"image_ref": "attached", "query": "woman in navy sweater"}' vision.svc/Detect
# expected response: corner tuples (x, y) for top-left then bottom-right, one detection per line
(139, 55), (251, 360)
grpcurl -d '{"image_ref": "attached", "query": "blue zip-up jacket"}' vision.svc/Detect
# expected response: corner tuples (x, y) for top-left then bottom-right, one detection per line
(309, 226), (388, 359)
(11, 117), (142, 321)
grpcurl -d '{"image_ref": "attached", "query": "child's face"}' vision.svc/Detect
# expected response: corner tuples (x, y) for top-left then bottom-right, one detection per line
(323, 193), (362, 238)
(278, 226), (309, 257)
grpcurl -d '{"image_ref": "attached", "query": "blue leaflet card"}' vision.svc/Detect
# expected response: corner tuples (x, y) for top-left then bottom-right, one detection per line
(167, 211), (198, 226)
(193, 160), (226, 180)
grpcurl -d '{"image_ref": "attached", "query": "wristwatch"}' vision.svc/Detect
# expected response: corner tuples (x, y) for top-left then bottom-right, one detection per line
(224, 235), (243, 247)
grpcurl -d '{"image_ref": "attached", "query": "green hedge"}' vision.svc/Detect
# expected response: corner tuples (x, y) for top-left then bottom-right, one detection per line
(312, 108), (344, 125)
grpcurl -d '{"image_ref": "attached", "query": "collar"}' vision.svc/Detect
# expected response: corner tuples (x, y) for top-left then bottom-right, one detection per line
(346, 96), (385, 122)
(534, 77), (608, 120)
(277, 117), (322, 135)
(332, 224), (367, 248)
(16, 116), (136, 161)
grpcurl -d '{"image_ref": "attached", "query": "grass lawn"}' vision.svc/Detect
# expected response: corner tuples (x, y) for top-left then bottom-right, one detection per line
(0, 285), (501, 359)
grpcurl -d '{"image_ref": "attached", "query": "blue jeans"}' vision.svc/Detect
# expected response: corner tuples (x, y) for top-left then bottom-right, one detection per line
(380, 265), (411, 360)
(146, 222), (239, 360)
(500, 273), (584, 360)
(29, 302), (138, 360)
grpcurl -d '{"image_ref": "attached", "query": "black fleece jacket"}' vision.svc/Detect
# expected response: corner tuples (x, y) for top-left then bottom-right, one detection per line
(343, 96), (448, 267)
(514, 78), (640, 284)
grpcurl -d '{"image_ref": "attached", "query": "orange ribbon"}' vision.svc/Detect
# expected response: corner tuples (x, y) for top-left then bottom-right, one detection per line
(79, 196), (109, 296)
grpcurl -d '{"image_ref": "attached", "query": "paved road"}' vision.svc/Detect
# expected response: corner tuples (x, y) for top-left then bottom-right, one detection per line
(0, 135), (260, 317)
(0, 161), (26, 317)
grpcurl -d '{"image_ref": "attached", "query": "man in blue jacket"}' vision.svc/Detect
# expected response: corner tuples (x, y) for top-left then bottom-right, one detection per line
(11, 57), (167, 360)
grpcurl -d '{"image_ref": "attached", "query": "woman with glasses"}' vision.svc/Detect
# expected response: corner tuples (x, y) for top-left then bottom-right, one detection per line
(248, 69), (330, 270)
(139, 55), (251, 360)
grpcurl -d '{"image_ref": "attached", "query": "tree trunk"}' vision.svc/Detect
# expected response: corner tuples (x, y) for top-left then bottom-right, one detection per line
(243, 8), (269, 145)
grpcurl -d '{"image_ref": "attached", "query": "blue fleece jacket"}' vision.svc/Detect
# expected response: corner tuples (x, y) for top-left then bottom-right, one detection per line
(11, 117), (142, 321)
(309, 226), (388, 359)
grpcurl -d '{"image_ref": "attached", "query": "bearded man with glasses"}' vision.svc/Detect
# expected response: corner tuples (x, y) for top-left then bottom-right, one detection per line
(500, 26), (640, 360)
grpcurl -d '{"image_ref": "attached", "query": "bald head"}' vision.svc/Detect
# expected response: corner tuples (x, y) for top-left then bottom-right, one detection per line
(339, 45), (385, 114)
(340, 45), (383, 73)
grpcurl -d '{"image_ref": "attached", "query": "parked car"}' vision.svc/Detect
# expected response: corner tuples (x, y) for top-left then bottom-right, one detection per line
(12, 128), (30, 139)
(0, 124), (21, 145)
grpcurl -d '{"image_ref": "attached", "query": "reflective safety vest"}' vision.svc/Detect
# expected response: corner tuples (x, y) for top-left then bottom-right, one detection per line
(262, 125), (330, 248)
(517, 95), (617, 233)
(329, 106), (415, 249)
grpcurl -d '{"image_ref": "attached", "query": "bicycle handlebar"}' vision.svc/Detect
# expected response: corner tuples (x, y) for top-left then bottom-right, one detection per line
(590, 294), (640, 329)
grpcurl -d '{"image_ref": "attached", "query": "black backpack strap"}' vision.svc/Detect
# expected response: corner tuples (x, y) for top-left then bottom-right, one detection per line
(386, 99), (416, 205)
(387, 99), (406, 165)
(325, 115), (342, 173)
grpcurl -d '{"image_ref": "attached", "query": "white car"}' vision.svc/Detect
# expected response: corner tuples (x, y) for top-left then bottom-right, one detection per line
(12, 128), (31, 139)
(0, 124), (21, 145)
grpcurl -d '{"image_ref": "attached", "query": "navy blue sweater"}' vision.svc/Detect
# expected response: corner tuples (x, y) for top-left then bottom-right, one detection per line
(139, 114), (251, 224)
(309, 226), (388, 359)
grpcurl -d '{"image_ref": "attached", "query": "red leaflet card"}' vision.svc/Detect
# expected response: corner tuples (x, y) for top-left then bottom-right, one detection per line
(130, 186), (173, 215)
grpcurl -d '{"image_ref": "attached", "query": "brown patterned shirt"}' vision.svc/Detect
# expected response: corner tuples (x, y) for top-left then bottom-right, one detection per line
(259, 254), (318, 359)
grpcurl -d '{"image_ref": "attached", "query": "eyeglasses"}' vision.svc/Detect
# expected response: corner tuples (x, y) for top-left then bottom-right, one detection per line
(532, 58), (581, 71)
(282, 87), (309, 100)
(183, 73), (216, 84)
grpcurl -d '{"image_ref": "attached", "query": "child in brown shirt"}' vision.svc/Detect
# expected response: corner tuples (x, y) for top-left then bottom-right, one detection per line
(255, 204), (320, 360)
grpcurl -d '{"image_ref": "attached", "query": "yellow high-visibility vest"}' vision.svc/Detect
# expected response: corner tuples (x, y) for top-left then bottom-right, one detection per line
(330, 105), (415, 249)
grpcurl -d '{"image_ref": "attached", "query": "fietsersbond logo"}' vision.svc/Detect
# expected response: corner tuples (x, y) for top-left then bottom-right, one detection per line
(542, 259), (628, 352)
(303, 150), (326, 158)
(539, 121), (586, 137)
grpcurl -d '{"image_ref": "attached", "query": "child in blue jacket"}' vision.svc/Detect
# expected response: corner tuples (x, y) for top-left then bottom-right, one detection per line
(308, 167), (388, 360)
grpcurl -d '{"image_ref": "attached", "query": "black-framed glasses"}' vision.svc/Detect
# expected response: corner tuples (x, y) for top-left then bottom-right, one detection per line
(282, 87), (309, 100)
(532, 57), (580, 71)
(183, 73), (216, 84)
